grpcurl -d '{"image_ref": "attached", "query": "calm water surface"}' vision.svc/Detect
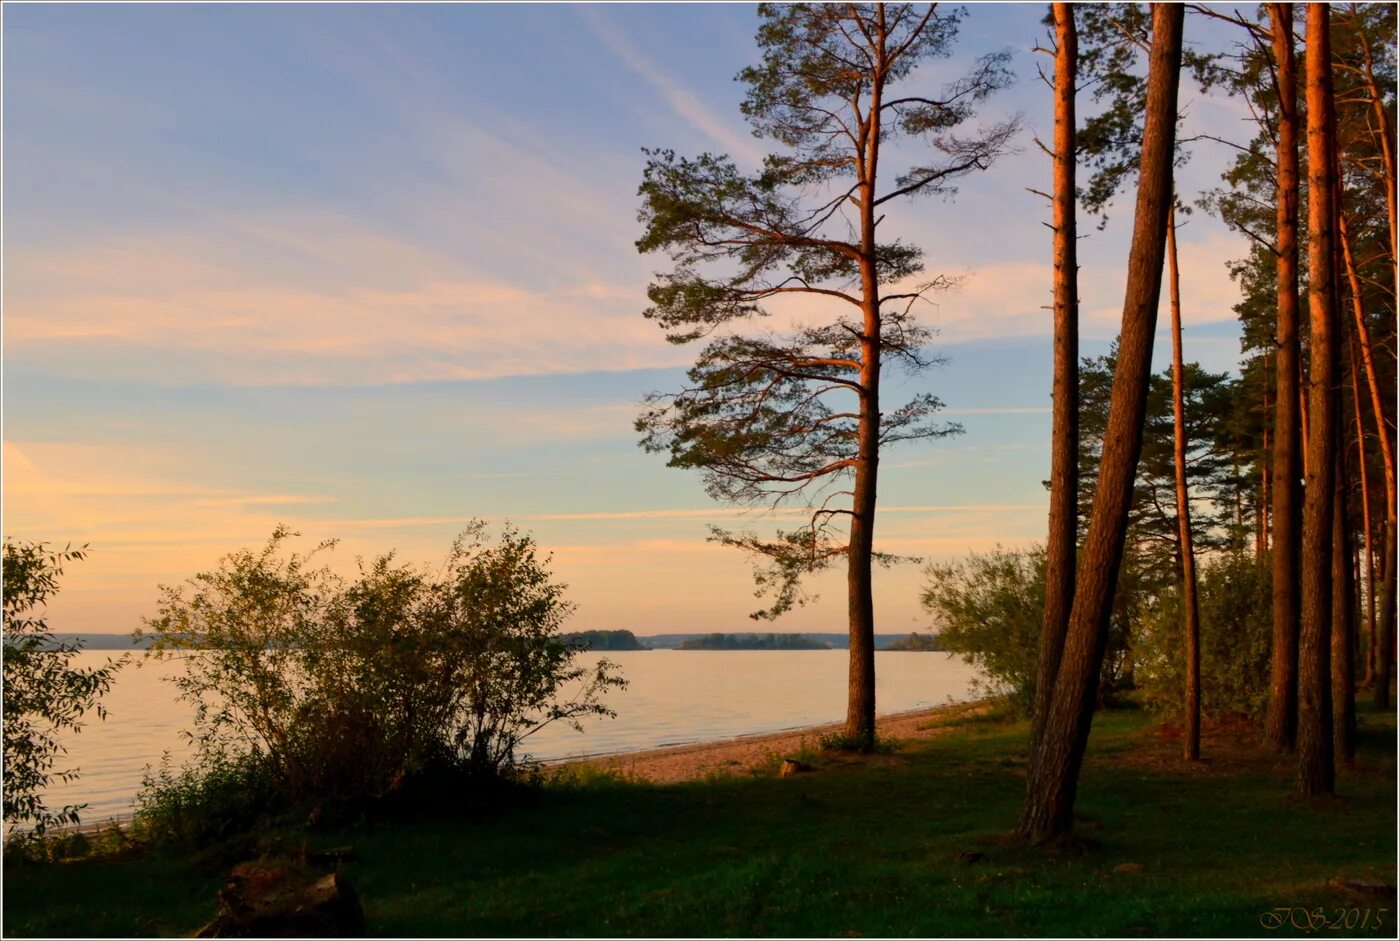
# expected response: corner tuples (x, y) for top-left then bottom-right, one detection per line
(44, 649), (981, 821)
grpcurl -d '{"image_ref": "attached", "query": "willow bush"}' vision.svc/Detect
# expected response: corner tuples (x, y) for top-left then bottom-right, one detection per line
(138, 523), (624, 834)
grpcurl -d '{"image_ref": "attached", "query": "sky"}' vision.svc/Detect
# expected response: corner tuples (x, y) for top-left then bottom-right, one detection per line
(3, 2), (1263, 636)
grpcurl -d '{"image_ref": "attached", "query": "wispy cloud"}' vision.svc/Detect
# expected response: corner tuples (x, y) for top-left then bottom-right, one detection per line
(531, 503), (1042, 522)
(5, 228), (681, 385)
(581, 8), (766, 166)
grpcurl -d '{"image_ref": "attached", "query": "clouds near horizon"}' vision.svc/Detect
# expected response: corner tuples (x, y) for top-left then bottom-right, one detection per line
(3, 3), (1255, 636)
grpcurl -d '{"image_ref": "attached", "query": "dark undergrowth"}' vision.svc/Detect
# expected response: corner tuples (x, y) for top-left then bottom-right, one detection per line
(5, 700), (1395, 938)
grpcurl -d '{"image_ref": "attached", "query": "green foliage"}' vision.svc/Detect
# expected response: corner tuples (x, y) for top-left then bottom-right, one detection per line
(921, 546), (1130, 713)
(138, 524), (626, 827)
(1133, 552), (1274, 721)
(132, 752), (283, 850)
(1076, 353), (1262, 572)
(635, 4), (1016, 618)
(921, 546), (1047, 712)
(3, 540), (122, 835)
(9, 704), (1395, 938)
(560, 629), (648, 651)
(885, 632), (945, 651)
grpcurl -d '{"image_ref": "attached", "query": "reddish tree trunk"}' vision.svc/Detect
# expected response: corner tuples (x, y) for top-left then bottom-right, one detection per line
(1265, 1), (1303, 753)
(1333, 437), (1357, 770)
(1374, 523), (1396, 709)
(844, 42), (887, 752)
(1017, 3), (1182, 845)
(1167, 206), (1201, 761)
(1030, 1), (1080, 759)
(1355, 21), (1398, 273)
(1339, 213), (1398, 710)
(1351, 333), (1378, 688)
(1297, 2), (1338, 799)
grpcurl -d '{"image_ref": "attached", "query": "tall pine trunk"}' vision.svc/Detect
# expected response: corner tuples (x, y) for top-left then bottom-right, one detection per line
(1297, 1), (1338, 799)
(1333, 437), (1357, 769)
(1340, 213), (1399, 710)
(1017, 3), (1182, 846)
(1166, 205), (1202, 761)
(1030, 1), (1080, 758)
(1265, 1), (1303, 753)
(845, 295), (880, 749)
(845, 53), (887, 753)
(1351, 334), (1378, 688)
(846, 425), (878, 749)
(1375, 523), (1396, 709)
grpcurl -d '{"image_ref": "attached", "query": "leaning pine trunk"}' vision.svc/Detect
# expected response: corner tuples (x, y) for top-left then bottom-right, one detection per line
(1297, 1), (1338, 799)
(1339, 211), (1399, 710)
(1030, 0), (1080, 758)
(1167, 205), (1201, 762)
(1017, 3), (1182, 846)
(1265, 1), (1302, 754)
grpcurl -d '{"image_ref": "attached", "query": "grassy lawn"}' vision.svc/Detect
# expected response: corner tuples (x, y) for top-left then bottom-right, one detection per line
(5, 700), (1395, 937)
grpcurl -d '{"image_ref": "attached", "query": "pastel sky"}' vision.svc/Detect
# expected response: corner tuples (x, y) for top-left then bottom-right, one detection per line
(3, 2), (1259, 636)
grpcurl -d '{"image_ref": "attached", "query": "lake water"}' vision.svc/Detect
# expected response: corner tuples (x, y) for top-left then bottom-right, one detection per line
(41, 649), (981, 822)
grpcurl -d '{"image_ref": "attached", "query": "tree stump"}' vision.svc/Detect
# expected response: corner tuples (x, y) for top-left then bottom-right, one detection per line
(778, 759), (813, 777)
(195, 861), (365, 938)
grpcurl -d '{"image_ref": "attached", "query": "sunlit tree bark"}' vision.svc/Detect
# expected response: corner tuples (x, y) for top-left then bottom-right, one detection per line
(1265, 1), (1303, 754)
(1297, 1), (1339, 799)
(1030, 1), (1081, 760)
(1017, 3), (1182, 845)
(1166, 204), (1202, 761)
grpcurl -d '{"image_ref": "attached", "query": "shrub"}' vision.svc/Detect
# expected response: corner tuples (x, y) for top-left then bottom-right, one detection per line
(138, 523), (625, 830)
(132, 752), (283, 849)
(921, 546), (1046, 712)
(921, 544), (1131, 714)
(1133, 551), (1273, 722)
(3, 540), (123, 835)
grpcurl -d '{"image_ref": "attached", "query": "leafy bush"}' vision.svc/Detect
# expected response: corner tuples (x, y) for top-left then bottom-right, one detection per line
(1133, 552), (1273, 721)
(921, 545), (1131, 714)
(3, 540), (123, 835)
(138, 523), (625, 832)
(132, 752), (282, 849)
(921, 546), (1046, 712)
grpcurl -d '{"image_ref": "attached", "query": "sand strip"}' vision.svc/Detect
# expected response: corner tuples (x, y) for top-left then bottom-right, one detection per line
(552, 698), (991, 784)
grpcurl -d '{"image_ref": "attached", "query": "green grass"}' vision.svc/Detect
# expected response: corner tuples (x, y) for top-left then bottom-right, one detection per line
(5, 701), (1395, 937)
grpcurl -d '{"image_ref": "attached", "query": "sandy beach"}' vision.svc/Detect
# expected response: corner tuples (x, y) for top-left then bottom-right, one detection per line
(554, 698), (993, 784)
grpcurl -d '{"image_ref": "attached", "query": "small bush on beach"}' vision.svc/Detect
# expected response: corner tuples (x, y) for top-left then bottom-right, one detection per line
(3, 540), (123, 837)
(132, 752), (283, 850)
(137, 523), (625, 839)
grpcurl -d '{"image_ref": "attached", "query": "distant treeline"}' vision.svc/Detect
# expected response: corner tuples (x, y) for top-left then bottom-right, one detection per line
(679, 632), (830, 650)
(641, 632), (940, 650)
(43, 630), (943, 653)
(560, 629), (649, 651)
(886, 633), (946, 652)
(43, 633), (154, 651)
